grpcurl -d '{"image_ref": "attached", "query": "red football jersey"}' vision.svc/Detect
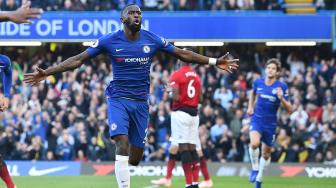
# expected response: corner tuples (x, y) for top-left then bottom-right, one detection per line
(170, 66), (201, 110)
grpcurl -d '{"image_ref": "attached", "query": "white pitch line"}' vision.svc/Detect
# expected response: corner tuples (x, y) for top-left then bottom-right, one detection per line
(142, 185), (159, 188)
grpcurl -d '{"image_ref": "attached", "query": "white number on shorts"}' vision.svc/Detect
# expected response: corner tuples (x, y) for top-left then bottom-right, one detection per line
(187, 80), (196, 98)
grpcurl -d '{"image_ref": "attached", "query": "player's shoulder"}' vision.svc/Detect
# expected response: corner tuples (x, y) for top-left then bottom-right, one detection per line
(0, 54), (11, 65)
(141, 29), (158, 38)
(141, 29), (167, 43)
(97, 31), (122, 42)
(254, 78), (263, 85)
(100, 31), (122, 41)
(91, 31), (122, 48)
(277, 80), (288, 88)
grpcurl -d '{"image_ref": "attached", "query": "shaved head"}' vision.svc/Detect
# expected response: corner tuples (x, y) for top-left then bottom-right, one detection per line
(120, 4), (142, 33)
(121, 4), (139, 18)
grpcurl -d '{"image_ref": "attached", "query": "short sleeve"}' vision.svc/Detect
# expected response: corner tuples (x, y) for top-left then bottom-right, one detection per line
(149, 32), (175, 53)
(85, 34), (110, 58)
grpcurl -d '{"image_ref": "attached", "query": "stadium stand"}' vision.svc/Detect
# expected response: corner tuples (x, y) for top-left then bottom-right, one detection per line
(0, 43), (334, 164)
(0, 0), (333, 11)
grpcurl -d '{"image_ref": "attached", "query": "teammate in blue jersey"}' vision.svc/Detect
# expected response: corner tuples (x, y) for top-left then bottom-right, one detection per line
(247, 59), (292, 188)
(0, 55), (16, 188)
(24, 4), (239, 188)
(0, 55), (12, 112)
(0, 2), (42, 188)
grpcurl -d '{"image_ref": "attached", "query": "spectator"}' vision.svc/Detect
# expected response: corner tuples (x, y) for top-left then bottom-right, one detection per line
(210, 116), (228, 143)
(254, 0), (269, 10)
(87, 136), (104, 162)
(143, 0), (159, 10)
(213, 86), (233, 110)
(56, 130), (75, 160)
(229, 109), (243, 139)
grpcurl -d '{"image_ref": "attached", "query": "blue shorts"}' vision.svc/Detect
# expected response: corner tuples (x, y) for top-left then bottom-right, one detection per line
(250, 118), (276, 147)
(107, 97), (149, 149)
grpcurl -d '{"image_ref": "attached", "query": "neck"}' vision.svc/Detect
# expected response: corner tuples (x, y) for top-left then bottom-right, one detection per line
(124, 27), (140, 41)
(265, 77), (276, 85)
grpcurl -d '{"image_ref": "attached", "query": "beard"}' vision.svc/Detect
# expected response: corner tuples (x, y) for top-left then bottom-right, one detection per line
(129, 22), (141, 32)
(267, 74), (277, 79)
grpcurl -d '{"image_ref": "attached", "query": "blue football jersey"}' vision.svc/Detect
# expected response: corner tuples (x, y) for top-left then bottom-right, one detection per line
(252, 78), (289, 124)
(0, 54), (12, 98)
(86, 29), (175, 100)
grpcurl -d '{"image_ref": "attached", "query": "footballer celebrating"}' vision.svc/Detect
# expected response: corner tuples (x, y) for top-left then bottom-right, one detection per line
(24, 4), (239, 188)
(247, 59), (293, 188)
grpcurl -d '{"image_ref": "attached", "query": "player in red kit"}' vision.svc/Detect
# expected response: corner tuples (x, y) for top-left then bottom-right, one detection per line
(152, 52), (231, 187)
(170, 58), (201, 188)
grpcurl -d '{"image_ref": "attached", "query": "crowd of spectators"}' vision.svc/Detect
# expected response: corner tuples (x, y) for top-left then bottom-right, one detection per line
(0, 0), (334, 11)
(0, 43), (335, 165)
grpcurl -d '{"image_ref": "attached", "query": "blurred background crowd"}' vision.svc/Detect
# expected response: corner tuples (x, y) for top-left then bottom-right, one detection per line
(0, 43), (335, 164)
(0, 0), (334, 11)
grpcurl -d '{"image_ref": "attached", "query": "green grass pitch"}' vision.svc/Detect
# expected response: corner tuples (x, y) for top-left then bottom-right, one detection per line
(3, 176), (335, 188)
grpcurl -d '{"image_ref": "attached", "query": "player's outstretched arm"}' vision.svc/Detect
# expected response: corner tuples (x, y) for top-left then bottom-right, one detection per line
(0, 0), (42, 24)
(247, 90), (256, 116)
(171, 47), (239, 73)
(24, 51), (91, 86)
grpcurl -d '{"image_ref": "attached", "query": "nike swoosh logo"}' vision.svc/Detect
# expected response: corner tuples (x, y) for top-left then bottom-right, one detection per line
(116, 49), (123, 52)
(29, 166), (68, 176)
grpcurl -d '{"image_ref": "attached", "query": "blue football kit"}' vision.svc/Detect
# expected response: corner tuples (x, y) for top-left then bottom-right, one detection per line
(86, 29), (175, 148)
(0, 55), (12, 98)
(250, 78), (289, 146)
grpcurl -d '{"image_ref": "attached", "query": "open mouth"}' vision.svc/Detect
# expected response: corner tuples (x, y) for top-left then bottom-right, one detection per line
(134, 20), (140, 25)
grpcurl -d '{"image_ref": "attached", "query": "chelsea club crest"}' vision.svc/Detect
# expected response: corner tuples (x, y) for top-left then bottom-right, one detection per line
(143, 45), (150, 53)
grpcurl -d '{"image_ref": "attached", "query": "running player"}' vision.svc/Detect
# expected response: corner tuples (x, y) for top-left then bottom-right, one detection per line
(0, 2), (42, 187)
(24, 4), (239, 188)
(0, 55), (15, 188)
(247, 59), (292, 188)
(151, 57), (213, 188)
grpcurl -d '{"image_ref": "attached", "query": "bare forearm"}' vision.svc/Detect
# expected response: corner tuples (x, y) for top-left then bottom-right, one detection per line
(45, 52), (89, 76)
(281, 98), (293, 114)
(45, 57), (82, 75)
(174, 49), (209, 65)
(248, 91), (256, 109)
